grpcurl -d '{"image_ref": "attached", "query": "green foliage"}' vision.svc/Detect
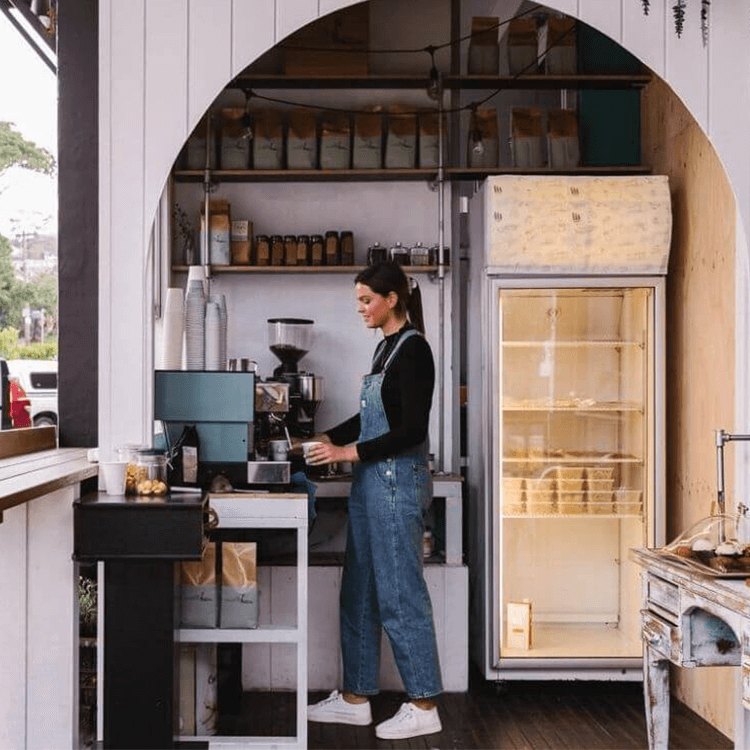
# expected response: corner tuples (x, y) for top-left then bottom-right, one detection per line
(3, 341), (58, 360)
(0, 121), (56, 176)
(0, 327), (18, 357)
(78, 576), (97, 635)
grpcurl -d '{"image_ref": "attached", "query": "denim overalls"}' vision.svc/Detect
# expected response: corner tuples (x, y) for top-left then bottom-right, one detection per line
(340, 328), (443, 699)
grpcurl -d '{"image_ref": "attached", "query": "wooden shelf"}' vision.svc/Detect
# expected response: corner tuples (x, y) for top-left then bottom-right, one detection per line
(172, 265), (448, 274)
(173, 165), (650, 183)
(232, 73), (651, 90)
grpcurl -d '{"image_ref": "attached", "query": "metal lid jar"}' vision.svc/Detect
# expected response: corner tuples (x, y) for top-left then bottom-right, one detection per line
(132, 449), (169, 496)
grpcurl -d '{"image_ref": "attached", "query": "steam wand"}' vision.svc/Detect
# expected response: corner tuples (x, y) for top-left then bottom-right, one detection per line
(715, 429), (750, 544)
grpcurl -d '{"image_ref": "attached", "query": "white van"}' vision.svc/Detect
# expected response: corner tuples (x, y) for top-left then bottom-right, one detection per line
(7, 359), (58, 426)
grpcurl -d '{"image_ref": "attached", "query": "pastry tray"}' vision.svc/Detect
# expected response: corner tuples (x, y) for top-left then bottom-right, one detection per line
(657, 550), (750, 579)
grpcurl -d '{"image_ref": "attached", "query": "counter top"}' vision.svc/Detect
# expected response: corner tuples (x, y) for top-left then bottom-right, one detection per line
(0, 447), (97, 515)
(313, 471), (463, 498)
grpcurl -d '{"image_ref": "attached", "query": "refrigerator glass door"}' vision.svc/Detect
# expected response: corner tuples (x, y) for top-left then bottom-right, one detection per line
(496, 286), (652, 660)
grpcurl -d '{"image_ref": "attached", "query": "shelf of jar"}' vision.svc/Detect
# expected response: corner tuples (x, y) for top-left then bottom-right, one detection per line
(232, 73), (652, 90)
(172, 165), (651, 183)
(501, 510), (644, 519)
(172, 265), (449, 274)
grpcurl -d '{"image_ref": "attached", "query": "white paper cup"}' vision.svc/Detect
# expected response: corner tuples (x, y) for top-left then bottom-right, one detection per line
(302, 441), (324, 464)
(100, 461), (128, 495)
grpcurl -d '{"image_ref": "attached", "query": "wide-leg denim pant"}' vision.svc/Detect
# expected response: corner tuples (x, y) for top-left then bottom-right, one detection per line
(340, 453), (442, 699)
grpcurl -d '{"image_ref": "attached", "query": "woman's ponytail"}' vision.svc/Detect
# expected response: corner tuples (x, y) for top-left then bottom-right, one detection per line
(406, 277), (425, 335)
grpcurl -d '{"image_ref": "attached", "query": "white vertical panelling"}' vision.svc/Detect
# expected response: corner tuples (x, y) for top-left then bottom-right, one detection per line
(545, 0), (579, 18)
(103, 0), (147, 455)
(578, 0), (621, 43)
(622, 0), (666, 77)
(0, 504), (27, 749)
(188, 0), (232, 134)
(145, 0), (188, 258)
(276, 0), (319, 43)
(320, 0), (356, 15)
(708, 0), (750, 238)
(664, 0), (709, 131)
(98, 0), (112, 463)
(232, 0), (276, 77)
(26, 488), (77, 749)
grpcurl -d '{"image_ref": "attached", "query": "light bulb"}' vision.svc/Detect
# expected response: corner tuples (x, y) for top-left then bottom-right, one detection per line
(426, 66), (441, 101)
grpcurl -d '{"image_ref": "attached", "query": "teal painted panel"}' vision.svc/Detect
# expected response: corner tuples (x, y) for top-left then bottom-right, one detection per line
(154, 371), (255, 423)
(164, 421), (250, 463)
(578, 89), (640, 166)
(576, 21), (641, 74)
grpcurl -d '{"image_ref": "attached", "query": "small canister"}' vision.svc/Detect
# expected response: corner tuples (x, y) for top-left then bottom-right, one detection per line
(429, 244), (450, 266)
(284, 235), (298, 266)
(255, 235), (270, 266)
(389, 241), (410, 266)
(296, 235), (310, 265)
(340, 231), (355, 265)
(410, 242), (430, 266)
(367, 242), (387, 265)
(310, 235), (324, 266)
(270, 235), (285, 265)
(324, 231), (340, 265)
(132, 449), (169, 496)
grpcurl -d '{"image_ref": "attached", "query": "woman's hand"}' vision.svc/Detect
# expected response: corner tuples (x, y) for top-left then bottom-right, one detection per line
(305, 442), (358, 466)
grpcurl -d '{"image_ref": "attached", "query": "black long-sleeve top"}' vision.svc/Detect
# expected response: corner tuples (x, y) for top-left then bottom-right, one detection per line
(325, 323), (435, 462)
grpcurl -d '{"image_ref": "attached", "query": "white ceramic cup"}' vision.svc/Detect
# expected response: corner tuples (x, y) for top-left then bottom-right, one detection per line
(301, 441), (324, 465)
(100, 461), (128, 495)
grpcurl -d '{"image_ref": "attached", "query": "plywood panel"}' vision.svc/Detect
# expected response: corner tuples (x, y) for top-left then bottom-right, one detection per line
(579, 0), (620, 44)
(232, 0), (276, 76)
(621, 0), (665, 78)
(642, 75), (736, 740)
(188, 0), (231, 132)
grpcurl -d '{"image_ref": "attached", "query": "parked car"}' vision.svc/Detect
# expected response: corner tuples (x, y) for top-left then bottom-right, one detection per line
(6, 359), (58, 427)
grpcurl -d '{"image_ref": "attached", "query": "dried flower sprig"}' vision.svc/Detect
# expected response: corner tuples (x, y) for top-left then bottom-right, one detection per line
(673, 0), (686, 37)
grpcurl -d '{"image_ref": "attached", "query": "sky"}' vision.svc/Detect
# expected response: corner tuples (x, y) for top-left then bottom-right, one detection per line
(0, 12), (58, 240)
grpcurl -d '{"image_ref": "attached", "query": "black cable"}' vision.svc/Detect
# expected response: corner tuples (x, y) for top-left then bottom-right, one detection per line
(277, 3), (544, 56)
(238, 23), (577, 120)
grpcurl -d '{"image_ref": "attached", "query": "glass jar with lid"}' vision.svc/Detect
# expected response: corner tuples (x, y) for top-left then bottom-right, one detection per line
(132, 449), (169, 496)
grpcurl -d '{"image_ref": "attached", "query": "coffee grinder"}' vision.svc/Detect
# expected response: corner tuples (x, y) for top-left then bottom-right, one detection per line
(267, 318), (324, 439)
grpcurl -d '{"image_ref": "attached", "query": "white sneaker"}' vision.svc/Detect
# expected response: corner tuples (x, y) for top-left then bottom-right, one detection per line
(307, 690), (373, 726)
(375, 702), (442, 739)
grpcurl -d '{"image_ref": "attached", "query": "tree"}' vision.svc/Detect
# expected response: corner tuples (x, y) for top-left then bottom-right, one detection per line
(0, 121), (56, 179)
(0, 235), (17, 328)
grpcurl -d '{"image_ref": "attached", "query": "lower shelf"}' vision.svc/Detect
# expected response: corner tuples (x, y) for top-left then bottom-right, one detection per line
(178, 625), (299, 643)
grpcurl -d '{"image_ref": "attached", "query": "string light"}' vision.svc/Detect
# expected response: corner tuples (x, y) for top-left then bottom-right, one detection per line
(425, 47), (442, 102)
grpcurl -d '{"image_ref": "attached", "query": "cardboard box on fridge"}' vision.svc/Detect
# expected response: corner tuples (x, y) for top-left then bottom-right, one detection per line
(283, 3), (369, 76)
(507, 599), (533, 649)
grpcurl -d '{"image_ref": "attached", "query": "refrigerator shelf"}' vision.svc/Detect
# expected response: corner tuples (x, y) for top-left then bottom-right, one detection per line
(503, 340), (644, 348)
(503, 456), (642, 464)
(502, 511), (643, 519)
(502, 402), (643, 412)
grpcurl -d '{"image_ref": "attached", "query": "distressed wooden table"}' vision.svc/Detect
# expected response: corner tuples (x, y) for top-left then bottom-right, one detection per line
(631, 547), (750, 749)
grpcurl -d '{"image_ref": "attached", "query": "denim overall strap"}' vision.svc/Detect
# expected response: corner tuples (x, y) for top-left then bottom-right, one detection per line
(340, 327), (442, 699)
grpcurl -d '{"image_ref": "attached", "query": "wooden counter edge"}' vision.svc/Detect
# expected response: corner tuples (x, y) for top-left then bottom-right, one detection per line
(0, 448), (97, 516)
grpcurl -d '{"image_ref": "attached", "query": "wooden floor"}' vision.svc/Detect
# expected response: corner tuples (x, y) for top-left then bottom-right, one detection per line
(214, 674), (733, 750)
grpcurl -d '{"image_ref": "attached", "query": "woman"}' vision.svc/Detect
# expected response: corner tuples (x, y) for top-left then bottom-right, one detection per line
(305, 262), (442, 740)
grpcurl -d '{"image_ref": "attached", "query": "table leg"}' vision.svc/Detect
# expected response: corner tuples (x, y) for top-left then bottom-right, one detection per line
(643, 644), (670, 750)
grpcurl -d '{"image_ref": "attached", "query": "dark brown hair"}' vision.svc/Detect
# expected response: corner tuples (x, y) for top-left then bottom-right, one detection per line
(355, 262), (425, 334)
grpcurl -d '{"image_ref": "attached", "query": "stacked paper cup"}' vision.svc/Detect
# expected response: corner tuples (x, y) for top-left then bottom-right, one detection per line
(159, 287), (184, 369)
(204, 300), (222, 370)
(208, 293), (228, 371)
(184, 280), (206, 370)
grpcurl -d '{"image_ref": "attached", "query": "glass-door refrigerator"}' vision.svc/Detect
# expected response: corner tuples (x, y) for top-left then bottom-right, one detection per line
(466, 176), (670, 680)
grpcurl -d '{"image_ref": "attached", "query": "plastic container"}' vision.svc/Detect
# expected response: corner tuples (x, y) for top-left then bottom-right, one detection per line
(132, 449), (169, 496)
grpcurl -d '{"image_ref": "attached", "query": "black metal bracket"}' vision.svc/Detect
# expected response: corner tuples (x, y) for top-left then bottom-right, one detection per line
(0, 0), (56, 72)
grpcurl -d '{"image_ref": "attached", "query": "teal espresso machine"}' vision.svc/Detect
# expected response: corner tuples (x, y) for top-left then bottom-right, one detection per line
(154, 369), (292, 488)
